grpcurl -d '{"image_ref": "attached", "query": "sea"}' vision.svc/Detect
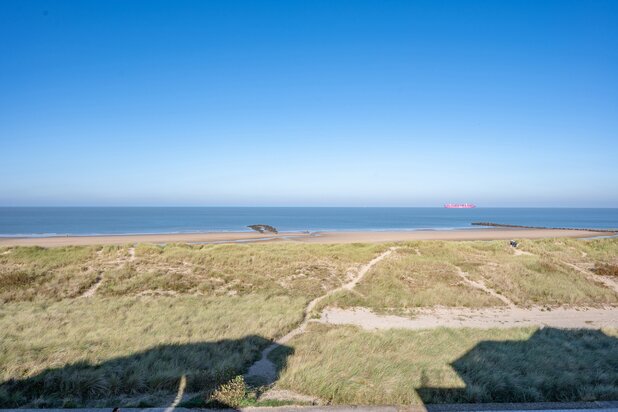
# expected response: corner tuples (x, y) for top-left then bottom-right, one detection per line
(0, 207), (617, 237)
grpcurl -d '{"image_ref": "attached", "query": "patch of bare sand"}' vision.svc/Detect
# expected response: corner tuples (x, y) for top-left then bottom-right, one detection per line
(513, 248), (534, 256)
(318, 306), (618, 330)
(80, 274), (103, 298)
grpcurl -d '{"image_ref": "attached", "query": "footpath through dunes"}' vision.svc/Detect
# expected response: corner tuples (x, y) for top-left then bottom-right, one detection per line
(0, 242), (392, 408)
(3, 238), (618, 407)
(268, 239), (618, 406)
(245, 247), (398, 385)
(308, 239), (618, 330)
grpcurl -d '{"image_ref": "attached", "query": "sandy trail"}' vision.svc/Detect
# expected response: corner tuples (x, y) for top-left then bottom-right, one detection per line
(453, 266), (515, 307)
(318, 306), (618, 330)
(562, 261), (618, 294)
(80, 246), (136, 298)
(81, 275), (104, 298)
(245, 247), (397, 384)
(510, 248), (618, 294)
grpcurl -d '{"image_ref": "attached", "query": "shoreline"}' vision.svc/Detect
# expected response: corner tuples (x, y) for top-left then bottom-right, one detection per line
(0, 227), (615, 247)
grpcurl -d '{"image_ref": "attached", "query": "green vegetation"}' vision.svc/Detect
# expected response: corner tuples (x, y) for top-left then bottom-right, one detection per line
(321, 240), (618, 313)
(0, 295), (303, 407)
(0, 242), (383, 407)
(0, 245), (101, 302)
(273, 324), (618, 405)
(112, 242), (385, 300)
(319, 247), (504, 313)
(1, 238), (618, 407)
(0, 242), (386, 303)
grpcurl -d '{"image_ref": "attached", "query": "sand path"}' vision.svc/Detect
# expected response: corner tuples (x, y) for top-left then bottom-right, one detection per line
(80, 246), (136, 298)
(318, 306), (618, 330)
(81, 274), (104, 298)
(513, 248), (533, 256)
(245, 247), (397, 384)
(561, 261), (618, 294)
(453, 266), (515, 307)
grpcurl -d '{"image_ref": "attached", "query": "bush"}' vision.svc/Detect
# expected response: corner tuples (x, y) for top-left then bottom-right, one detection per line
(209, 376), (246, 408)
(593, 263), (618, 277)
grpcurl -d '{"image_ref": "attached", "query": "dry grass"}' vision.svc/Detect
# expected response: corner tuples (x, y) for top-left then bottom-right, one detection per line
(318, 247), (503, 313)
(0, 243), (385, 304)
(2, 238), (618, 407)
(104, 243), (385, 300)
(321, 240), (618, 312)
(0, 295), (304, 407)
(273, 323), (618, 405)
(440, 240), (618, 306)
(518, 238), (618, 265)
(0, 242), (384, 407)
(0, 246), (101, 302)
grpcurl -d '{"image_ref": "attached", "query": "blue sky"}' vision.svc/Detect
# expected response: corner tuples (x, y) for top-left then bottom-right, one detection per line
(1, 0), (617, 207)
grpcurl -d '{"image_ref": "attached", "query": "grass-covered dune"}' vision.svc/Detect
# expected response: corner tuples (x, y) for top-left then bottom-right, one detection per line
(0, 295), (301, 407)
(1, 239), (617, 407)
(272, 324), (618, 404)
(0, 243), (386, 303)
(322, 238), (618, 312)
(0, 243), (384, 407)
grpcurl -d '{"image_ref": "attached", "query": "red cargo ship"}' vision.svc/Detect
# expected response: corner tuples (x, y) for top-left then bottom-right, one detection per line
(444, 203), (476, 209)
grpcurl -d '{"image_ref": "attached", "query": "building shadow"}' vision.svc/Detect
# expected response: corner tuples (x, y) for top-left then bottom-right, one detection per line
(417, 328), (618, 404)
(0, 335), (293, 409)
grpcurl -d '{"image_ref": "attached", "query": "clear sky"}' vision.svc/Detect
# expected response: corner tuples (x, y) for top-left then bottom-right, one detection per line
(1, 0), (617, 207)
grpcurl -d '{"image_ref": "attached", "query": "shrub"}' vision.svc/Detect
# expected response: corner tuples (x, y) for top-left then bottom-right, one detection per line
(209, 375), (246, 408)
(593, 263), (618, 277)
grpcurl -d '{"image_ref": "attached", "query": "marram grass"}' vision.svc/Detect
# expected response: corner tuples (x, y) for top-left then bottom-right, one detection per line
(1, 238), (618, 407)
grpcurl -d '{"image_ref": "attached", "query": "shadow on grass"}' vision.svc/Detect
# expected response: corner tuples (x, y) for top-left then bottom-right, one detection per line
(0, 335), (293, 409)
(417, 328), (618, 404)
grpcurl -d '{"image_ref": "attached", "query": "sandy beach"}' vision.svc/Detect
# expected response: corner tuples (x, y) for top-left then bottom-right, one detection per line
(297, 228), (615, 243)
(0, 228), (613, 247)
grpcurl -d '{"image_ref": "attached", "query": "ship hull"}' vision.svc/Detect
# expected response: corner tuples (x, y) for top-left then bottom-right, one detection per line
(444, 204), (476, 209)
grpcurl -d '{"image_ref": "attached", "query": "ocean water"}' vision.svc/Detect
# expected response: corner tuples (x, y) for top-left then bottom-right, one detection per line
(0, 207), (617, 237)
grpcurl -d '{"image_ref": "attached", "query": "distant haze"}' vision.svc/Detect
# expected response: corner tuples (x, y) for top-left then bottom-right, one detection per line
(1, 0), (617, 207)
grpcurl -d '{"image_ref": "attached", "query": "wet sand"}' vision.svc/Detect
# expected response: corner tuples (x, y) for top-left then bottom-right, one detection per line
(0, 232), (296, 247)
(0, 228), (612, 247)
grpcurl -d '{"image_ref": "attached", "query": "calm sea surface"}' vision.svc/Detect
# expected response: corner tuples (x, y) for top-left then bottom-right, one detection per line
(0, 207), (617, 237)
